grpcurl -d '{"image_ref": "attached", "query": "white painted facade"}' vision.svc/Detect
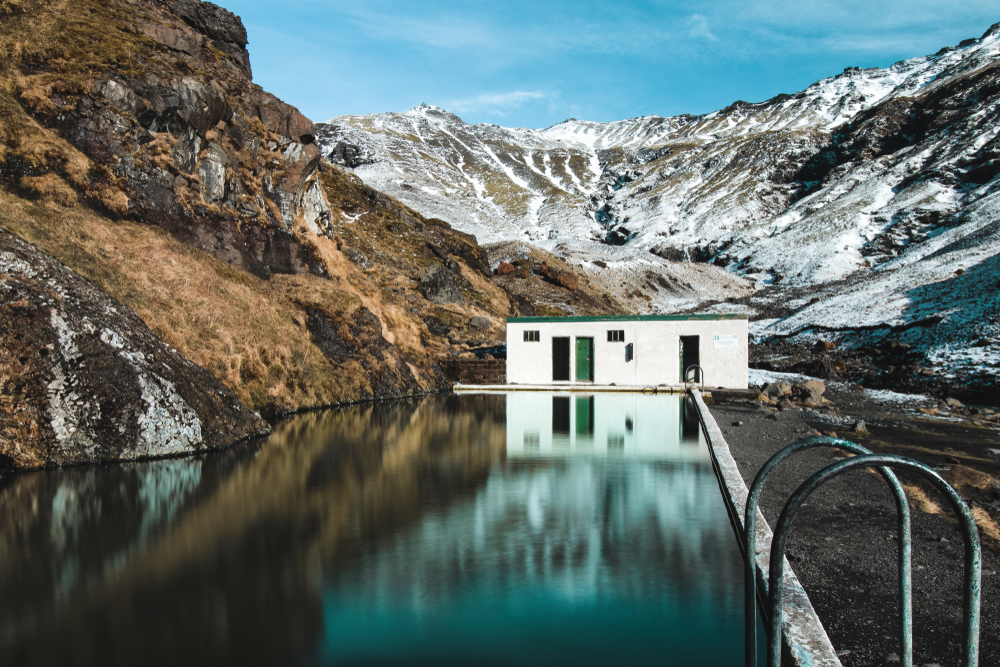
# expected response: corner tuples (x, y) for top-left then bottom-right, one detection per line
(506, 315), (748, 388)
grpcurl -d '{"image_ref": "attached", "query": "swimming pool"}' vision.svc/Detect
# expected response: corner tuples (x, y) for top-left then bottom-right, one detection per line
(0, 393), (748, 666)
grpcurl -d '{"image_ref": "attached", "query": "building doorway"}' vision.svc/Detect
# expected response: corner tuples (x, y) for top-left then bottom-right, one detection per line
(575, 337), (593, 382)
(679, 336), (700, 383)
(552, 337), (570, 381)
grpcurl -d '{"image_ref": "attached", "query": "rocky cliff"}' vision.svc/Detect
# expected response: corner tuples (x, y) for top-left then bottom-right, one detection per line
(3, 0), (328, 278)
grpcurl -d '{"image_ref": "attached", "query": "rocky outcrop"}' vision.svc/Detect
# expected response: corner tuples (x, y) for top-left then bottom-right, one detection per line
(5, 0), (331, 280)
(418, 264), (464, 305)
(538, 264), (579, 291)
(0, 231), (268, 469)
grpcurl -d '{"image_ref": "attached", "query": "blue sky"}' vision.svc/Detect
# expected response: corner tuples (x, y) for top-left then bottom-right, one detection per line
(221, 0), (999, 129)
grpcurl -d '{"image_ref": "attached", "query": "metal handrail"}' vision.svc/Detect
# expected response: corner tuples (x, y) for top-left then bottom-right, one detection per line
(745, 437), (912, 667)
(767, 453), (981, 667)
(684, 364), (704, 389)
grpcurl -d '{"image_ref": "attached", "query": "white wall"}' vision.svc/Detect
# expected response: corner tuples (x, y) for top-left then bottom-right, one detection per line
(506, 317), (748, 388)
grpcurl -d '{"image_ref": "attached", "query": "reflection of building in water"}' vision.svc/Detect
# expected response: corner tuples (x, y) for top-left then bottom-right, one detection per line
(506, 393), (708, 461)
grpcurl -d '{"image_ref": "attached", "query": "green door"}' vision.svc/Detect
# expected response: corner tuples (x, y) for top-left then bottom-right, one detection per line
(575, 337), (593, 382)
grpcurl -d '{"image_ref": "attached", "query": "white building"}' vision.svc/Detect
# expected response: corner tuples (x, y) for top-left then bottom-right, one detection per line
(505, 315), (748, 389)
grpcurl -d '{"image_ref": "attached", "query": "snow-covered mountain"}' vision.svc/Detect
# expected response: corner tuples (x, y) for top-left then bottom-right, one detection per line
(316, 23), (1000, 397)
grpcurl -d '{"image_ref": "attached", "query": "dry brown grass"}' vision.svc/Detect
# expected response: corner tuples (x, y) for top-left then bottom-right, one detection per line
(903, 484), (943, 514)
(0, 188), (366, 414)
(904, 471), (1000, 545)
(971, 507), (1000, 543)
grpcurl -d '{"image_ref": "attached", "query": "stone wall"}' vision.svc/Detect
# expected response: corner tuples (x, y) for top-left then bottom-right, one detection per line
(456, 359), (506, 385)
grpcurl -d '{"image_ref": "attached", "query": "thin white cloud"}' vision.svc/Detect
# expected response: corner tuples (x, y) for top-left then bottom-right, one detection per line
(449, 91), (548, 117)
(687, 14), (718, 42)
(335, 7), (496, 50)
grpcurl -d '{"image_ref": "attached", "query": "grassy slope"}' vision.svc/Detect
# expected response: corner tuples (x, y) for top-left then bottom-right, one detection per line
(1, 189), (360, 411)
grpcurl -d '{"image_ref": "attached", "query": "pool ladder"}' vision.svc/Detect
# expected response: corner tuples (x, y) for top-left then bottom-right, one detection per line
(684, 364), (704, 390)
(744, 437), (982, 667)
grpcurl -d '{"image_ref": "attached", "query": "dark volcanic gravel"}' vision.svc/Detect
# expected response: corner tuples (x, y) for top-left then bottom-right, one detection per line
(708, 389), (1000, 667)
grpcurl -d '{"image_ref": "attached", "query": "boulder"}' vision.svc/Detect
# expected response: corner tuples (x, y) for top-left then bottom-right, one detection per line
(794, 379), (827, 405)
(554, 273), (579, 290)
(328, 140), (367, 168)
(762, 381), (792, 399)
(0, 232), (269, 469)
(496, 262), (514, 276)
(470, 316), (492, 330)
(424, 316), (451, 336)
(814, 340), (837, 351)
(418, 264), (463, 305)
(538, 264), (579, 290)
(649, 243), (687, 262)
(945, 397), (964, 409)
(342, 247), (371, 269)
(512, 295), (535, 316)
(605, 227), (632, 246)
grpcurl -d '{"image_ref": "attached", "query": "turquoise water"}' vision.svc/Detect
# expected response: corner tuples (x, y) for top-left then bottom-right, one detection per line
(0, 393), (748, 666)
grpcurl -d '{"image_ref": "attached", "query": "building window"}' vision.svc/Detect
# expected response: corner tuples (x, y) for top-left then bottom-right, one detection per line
(523, 330), (540, 342)
(607, 330), (625, 342)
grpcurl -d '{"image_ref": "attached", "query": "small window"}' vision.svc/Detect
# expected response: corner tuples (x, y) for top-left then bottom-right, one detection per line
(607, 330), (625, 342)
(523, 330), (540, 342)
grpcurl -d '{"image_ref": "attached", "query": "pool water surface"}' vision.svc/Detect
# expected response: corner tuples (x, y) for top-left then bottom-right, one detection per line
(0, 393), (749, 666)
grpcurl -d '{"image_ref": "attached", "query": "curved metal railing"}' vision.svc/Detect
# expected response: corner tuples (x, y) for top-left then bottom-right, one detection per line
(744, 437), (912, 667)
(752, 448), (981, 667)
(684, 364), (704, 389)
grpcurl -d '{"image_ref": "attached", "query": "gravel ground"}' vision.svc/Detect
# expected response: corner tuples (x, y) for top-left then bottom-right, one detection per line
(708, 383), (1000, 667)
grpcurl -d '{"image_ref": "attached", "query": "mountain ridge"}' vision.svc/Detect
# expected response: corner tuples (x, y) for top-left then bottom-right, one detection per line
(315, 22), (1000, 400)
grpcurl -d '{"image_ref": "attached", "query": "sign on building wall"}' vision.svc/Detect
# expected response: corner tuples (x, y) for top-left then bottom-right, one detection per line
(713, 334), (738, 349)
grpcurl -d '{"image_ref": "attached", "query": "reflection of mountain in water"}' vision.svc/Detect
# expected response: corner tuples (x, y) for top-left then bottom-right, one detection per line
(0, 396), (505, 667)
(325, 458), (740, 608)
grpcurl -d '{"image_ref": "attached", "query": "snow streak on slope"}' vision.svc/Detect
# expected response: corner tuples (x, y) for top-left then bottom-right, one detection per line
(318, 28), (998, 256)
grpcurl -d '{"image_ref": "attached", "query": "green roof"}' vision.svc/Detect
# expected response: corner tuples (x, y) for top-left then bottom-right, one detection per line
(506, 314), (748, 324)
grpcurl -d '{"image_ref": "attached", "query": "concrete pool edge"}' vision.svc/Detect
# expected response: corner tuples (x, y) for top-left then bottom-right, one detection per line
(454, 383), (691, 393)
(690, 389), (843, 667)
